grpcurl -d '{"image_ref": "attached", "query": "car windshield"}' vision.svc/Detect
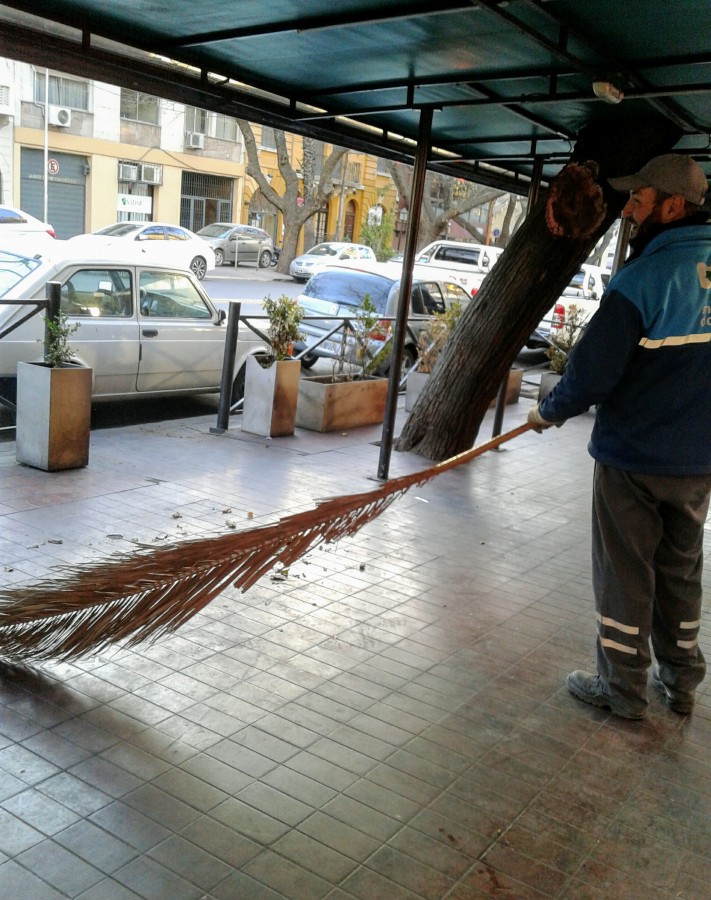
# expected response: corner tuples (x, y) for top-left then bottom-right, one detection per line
(563, 269), (585, 297)
(0, 208), (28, 225)
(198, 224), (234, 238)
(306, 244), (341, 257)
(0, 250), (42, 298)
(94, 223), (143, 236)
(304, 271), (392, 311)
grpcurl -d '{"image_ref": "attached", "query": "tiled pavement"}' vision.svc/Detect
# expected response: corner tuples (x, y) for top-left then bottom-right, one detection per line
(0, 395), (709, 899)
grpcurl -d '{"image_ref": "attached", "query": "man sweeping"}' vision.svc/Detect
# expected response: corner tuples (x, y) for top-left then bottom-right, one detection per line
(528, 154), (711, 719)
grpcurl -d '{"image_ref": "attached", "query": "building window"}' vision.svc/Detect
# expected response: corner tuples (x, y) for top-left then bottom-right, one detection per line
(213, 113), (237, 142)
(120, 89), (159, 125)
(185, 107), (238, 141)
(185, 107), (208, 134)
(259, 126), (277, 150)
(34, 71), (89, 110)
(333, 159), (362, 184)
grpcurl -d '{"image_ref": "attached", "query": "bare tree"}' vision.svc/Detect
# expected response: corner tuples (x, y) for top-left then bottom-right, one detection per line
(387, 161), (504, 248)
(237, 122), (347, 273)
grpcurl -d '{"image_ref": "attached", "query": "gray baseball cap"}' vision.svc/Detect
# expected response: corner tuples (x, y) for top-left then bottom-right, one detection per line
(608, 154), (708, 205)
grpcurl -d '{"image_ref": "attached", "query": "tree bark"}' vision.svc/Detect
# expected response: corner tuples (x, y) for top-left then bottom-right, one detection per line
(397, 116), (682, 461)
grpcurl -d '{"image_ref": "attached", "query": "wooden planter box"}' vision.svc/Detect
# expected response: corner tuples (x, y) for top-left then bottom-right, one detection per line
(296, 374), (388, 433)
(241, 356), (301, 437)
(405, 367), (523, 413)
(15, 362), (92, 471)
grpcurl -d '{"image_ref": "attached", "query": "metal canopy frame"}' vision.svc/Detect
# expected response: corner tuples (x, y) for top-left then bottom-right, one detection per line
(1, 1), (710, 191)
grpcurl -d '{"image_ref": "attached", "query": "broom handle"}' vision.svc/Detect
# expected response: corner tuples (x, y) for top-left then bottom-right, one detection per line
(428, 421), (534, 477)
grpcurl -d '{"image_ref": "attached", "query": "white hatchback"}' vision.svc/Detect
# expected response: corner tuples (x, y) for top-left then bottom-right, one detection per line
(69, 222), (216, 280)
(0, 205), (56, 252)
(289, 242), (376, 282)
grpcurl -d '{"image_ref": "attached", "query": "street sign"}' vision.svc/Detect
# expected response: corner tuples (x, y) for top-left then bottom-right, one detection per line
(47, 158), (59, 175)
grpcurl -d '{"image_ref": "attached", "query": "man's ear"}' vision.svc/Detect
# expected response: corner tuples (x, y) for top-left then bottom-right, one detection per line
(662, 194), (687, 222)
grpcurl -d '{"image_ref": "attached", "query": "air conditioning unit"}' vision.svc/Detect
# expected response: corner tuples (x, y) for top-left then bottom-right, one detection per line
(48, 105), (72, 127)
(118, 162), (139, 182)
(0, 85), (11, 118)
(141, 163), (162, 185)
(185, 131), (205, 150)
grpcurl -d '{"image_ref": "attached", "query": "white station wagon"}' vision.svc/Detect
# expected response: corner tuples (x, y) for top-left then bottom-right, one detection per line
(0, 246), (268, 405)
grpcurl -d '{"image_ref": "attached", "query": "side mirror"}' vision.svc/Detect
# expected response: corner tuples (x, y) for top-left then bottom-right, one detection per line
(217, 309), (226, 324)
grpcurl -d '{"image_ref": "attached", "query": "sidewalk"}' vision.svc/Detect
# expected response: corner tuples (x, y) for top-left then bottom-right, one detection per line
(0, 400), (709, 898)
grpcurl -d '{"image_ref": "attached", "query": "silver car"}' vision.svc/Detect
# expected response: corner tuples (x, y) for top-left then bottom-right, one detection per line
(294, 265), (472, 373)
(0, 247), (268, 404)
(196, 223), (274, 268)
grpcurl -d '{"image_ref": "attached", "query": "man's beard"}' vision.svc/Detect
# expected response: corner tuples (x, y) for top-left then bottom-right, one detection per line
(630, 201), (667, 239)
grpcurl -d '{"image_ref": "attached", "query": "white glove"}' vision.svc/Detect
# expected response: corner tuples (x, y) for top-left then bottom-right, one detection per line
(527, 405), (564, 433)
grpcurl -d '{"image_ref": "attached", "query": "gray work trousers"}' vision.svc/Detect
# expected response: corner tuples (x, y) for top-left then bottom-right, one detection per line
(592, 462), (711, 712)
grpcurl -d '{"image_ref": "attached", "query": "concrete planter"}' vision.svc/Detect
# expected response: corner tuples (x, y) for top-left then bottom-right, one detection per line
(296, 374), (388, 433)
(405, 370), (430, 412)
(16, 361), (92, 471)
(538, 371), (563, 401)
(494, 367), (523, 406)
(241, 356), (301, 437)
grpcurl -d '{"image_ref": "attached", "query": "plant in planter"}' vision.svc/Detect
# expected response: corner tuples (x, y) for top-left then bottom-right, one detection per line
(242, 294), (304, 437)
(539, 303), (588, 399)
(296, 295), (390, 433)
(16, 305), (92, 471)
(406, 302), (463, 411)
(545, 303), (588, 375)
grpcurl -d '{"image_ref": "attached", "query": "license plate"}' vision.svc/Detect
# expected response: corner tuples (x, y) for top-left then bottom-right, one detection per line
(319, 339), (342, 356)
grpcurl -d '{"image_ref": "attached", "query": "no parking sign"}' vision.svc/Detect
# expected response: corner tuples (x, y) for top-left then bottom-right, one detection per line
(47, 158), (59, 175)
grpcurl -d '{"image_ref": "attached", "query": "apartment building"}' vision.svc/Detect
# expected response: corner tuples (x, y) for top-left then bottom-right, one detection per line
(0, 59), (397, 252)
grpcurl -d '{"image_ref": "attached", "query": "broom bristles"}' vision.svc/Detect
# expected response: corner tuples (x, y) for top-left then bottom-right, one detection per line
(0, 424), (531, 662)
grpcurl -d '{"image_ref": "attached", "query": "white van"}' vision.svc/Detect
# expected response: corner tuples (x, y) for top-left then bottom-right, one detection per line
(412, 240), (504, 295)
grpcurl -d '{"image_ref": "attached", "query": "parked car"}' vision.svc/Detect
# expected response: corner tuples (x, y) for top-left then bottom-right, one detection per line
(528, 264), (607, 349)
(68, 222), (216, 280)
(0, 205), (55, 251)
(196, 223), (274, 268)
(413, 239), (504, 295)
(293, 265), (472, 373)
(0, 246), (268, 404)
(289, 242), (376, 282)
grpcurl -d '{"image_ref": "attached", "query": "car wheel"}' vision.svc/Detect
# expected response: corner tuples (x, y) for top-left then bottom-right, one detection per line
(258, 249), (272, 268)
(214, 248), (224, 267)
(300, 352), (318, 370)
(190, 256), (208, 280)
(401, 346), (417, 373)
(293, 276), (308, 283)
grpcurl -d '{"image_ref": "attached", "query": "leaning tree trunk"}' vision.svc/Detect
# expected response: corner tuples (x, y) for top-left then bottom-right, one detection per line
(397, 116), (682, 461)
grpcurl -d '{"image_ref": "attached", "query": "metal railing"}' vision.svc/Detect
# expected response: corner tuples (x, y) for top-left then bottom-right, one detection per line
(0, 282), (58, 426)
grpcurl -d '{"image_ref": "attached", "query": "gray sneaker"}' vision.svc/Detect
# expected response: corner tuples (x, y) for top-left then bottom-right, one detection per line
(651, 667), (694, 715)
(566, 670), (646, 720)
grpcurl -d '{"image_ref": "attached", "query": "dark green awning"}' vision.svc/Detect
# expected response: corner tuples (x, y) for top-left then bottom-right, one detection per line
(2, 1), (710, 193)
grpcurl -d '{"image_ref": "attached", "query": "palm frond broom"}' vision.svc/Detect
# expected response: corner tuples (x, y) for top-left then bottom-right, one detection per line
(0, 424), (531, 662)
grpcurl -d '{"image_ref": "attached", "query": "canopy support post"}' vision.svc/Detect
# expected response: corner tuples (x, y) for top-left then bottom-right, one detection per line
(377, 107), (433, 481)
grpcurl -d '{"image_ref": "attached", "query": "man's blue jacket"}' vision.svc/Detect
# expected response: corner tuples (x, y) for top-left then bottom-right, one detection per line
(539, 222), (711, 475)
